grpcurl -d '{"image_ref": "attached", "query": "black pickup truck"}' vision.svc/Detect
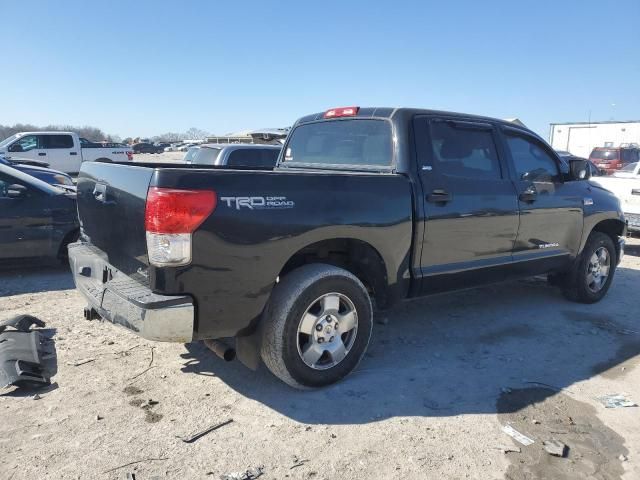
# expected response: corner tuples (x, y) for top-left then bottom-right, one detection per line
(69, 106), (626, 388)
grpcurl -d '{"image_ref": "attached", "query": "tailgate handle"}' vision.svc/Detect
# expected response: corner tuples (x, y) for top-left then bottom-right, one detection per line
(93, 183), (107, 203)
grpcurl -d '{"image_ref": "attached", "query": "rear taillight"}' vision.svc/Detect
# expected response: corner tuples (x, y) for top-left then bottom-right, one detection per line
(145, 187), (217, 266)
(324, 106), (360, 118)
(127, 150), (133, 161)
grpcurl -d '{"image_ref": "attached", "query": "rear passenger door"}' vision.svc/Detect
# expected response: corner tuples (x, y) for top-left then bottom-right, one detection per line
(500, 127), (584, 271)
(414, 117), (520, 293)
(41, 134), (80, 173)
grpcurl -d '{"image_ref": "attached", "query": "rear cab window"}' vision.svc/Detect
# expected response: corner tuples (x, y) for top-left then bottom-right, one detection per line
(185, 147), (221, 165)
(282, 119), (393, 170)
(590, 149), (619, 161)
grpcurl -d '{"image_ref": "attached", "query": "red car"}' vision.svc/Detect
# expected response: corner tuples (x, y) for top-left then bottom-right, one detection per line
(589, 147), (640, 175)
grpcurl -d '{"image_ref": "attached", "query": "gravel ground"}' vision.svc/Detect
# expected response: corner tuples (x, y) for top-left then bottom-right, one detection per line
(1, 238), (639, 479)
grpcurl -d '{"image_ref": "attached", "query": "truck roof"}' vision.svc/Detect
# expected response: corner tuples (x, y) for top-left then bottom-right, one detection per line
(13, 131), (75, 136)
(296, 107), (531, 132)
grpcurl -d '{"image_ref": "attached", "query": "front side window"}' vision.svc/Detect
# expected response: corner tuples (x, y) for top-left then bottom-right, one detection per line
(284, 119), (392, 168)
(429, 121), (501, 179)
(44, 134), (74, 149)
(506, 134), (560, 182)
(8, 135), (39, 152)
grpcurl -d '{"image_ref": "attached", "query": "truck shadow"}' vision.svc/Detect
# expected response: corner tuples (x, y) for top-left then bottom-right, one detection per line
(180, 266), (640, 425)
(0, 262), (73, 295)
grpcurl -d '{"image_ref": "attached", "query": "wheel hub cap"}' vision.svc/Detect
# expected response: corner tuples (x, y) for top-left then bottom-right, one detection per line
(296, 293), (358, 370)
(587, 247), (611, 293)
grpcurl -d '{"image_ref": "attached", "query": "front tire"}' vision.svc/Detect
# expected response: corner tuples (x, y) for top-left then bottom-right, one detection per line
(562, 232), (617, 303)
(260, 264), (373, 389)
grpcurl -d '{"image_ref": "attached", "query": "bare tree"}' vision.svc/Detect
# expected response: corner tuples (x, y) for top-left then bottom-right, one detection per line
(184, 127), (208, 140)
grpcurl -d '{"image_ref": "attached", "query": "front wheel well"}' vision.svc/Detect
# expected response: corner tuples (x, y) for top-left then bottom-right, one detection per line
(278, 239), (389, 308)
(591, 219), (625, 257)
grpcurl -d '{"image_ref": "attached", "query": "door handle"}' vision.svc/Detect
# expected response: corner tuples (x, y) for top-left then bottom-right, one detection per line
(519, 186), (537, 202)
(632, 189), (640, 196)
(70, 152), (78, 156)
(427, 189), (451, 203)
(38, 153), (47, 156)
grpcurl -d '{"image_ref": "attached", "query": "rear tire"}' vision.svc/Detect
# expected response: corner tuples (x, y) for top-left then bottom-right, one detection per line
(260, 264), (373, 389)
(561, 231), (617, 303)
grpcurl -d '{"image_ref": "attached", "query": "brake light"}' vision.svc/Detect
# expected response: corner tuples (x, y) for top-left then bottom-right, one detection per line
(127, 150), (133, 161)
(145, 187), (217, 266)
(324, 106), (360, 118)
(145, 188), (216, 233)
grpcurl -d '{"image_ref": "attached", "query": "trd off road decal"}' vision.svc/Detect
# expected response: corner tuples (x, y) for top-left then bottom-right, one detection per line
(220, 196), (295, 210)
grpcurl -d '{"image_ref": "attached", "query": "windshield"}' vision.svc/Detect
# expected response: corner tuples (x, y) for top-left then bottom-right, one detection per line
(590, 149), (619, 160)
(283, 119), (392, 168)
(0, 134), (20, 148)
(184, 146), (221, 164)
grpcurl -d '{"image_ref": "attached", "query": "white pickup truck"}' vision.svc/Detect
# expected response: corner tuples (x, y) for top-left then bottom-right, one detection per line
(0, 131), (132, 174)
(591, 162), (640, 232)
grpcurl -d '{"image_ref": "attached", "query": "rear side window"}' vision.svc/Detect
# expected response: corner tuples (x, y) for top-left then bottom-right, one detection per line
(227, 148), (280, 168)
(284, 119), (392, 168)
(44, 135), (74, 149)
(429, 121), (501, 179)
(590, 149), (619, 160)
(506, 134), (560, 182)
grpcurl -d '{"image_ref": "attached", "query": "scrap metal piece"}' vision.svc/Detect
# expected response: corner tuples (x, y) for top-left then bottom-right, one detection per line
(0, 328), (57, 388)
(597, 394), (637, 409)
(0, 314), (45, 334)
(502, 424), (535, 446)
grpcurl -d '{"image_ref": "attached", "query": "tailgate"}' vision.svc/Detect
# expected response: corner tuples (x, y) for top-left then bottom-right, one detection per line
(76, 162), (153, 276)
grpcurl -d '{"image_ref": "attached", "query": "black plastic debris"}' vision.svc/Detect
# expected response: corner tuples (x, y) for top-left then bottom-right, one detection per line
(0, 315), (56, 388)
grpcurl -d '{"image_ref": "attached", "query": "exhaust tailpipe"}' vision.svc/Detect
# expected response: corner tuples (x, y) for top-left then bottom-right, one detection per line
(204, 339), (236, 362)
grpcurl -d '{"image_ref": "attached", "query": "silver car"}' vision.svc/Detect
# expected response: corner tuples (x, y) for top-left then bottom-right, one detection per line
(183, 144), (281, 168)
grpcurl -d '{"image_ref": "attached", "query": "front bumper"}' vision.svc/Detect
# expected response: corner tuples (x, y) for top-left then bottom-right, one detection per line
(625, 212), (640, 232)
(68, 242), (194, 342)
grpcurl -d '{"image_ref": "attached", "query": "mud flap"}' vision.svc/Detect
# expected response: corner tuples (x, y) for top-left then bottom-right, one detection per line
(0, 315), (57, 388)
(236, 332), (261, 370)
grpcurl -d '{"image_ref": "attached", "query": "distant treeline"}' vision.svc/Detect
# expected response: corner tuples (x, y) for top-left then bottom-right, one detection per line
(0, 124), (119, 143)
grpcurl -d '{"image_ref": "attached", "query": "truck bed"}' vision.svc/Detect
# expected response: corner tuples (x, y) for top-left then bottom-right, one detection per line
(76, 161), (414, 339)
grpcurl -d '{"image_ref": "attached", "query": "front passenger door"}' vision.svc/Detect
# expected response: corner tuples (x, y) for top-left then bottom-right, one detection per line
(0, 172), (52, 259)
(502, 128), (584, 272)
(6, 134), (46, 163)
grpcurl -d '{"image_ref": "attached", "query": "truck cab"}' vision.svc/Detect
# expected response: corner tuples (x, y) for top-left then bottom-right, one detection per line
(0, 132), (133, 174)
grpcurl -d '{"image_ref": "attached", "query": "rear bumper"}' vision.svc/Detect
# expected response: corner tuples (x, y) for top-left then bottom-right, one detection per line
(68, 242), (194, 342)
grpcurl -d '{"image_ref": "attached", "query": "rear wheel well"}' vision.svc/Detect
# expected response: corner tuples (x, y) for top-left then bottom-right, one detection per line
(278, 239), (389, 308)
(57, 228), (79, 260)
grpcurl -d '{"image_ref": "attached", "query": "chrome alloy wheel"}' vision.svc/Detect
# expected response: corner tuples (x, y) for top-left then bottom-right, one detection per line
(296, 292), (358, 370)
(586, 246), (611, 293)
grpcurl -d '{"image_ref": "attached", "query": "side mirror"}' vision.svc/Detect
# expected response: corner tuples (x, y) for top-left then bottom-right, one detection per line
(569, 159), (590, 180)
(7, 184), (27, 198)
(8, 143), (23, 153)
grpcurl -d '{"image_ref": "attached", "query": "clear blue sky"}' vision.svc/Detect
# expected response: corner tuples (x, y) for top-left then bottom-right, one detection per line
(2, 0), (638, 139)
